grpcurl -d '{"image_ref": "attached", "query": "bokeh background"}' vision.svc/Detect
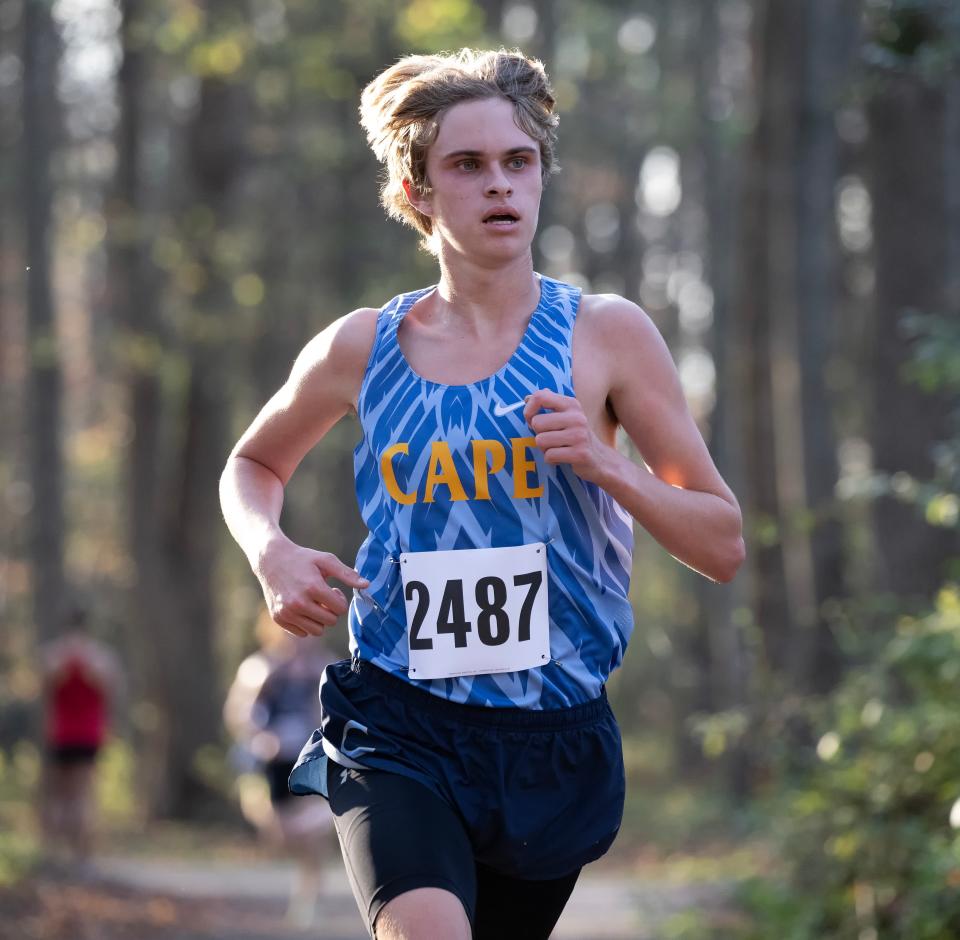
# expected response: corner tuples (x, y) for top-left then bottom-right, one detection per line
(2, 0), (959, 937)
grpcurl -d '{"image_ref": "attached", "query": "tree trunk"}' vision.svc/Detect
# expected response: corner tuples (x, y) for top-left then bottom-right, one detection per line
(790, 0), (861, 692)
(696, 0), (748, 718)
(733, 0), (794, 675)
(528, 0), (556, 71)
(108, 0), (169, 809)
(944, 16), (960, 315)
(22, 0), (65, 643)
(146, 65), (247, 817)
(867, 72), (958, 602)
(156, 340), (228, 816)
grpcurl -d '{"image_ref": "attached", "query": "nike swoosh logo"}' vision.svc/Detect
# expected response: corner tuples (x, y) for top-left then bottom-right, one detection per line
(493, 399), (526, 417)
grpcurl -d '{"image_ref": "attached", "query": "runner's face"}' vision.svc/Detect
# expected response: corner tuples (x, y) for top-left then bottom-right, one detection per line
(414, 97), (543, 259)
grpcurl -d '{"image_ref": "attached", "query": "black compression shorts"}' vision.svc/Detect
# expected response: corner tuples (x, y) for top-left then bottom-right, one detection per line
(325, 759), (581, 938)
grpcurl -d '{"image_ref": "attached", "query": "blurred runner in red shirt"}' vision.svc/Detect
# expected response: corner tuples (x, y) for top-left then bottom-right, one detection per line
(40, 608), (123, 862)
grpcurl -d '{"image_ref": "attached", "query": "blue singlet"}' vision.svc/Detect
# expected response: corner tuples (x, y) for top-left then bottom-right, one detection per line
(347, 274), (635, 709)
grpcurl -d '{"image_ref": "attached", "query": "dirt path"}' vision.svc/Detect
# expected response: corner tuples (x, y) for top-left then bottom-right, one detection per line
(1, 854), (736, 939)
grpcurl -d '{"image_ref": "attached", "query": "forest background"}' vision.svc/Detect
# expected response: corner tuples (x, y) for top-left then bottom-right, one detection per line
(2, 0), (959, 936)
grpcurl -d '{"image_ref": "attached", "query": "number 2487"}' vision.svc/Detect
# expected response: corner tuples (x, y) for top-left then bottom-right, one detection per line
(406, 572), (543, 649)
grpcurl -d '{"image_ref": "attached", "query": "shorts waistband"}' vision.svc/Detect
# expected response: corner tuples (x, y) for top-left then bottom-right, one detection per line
(352, 660), (608, 731)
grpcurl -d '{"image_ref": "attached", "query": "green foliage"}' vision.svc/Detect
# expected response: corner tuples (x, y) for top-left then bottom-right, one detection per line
(0, 831), (39, 888)
(96, 741), (141, 829)
(395, 0), (487, 51)
(737, 586), (960, 938)
(901, 312), (960, 394)
(659, 909), (747, 940)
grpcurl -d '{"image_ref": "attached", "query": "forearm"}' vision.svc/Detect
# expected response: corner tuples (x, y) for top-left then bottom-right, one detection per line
(595, 445), (744, 583)
(219, 454), (288, 572)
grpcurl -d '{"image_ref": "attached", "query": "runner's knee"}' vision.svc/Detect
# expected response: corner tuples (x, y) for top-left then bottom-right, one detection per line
(374, 887), (471, 940)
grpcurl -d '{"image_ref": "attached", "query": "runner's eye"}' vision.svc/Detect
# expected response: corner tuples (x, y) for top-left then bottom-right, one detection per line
(508, 157), (528, 169)
(459, 159), (479, 171)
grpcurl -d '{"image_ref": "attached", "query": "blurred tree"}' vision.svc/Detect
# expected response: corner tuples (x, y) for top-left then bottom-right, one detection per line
(693, 0), (749, 786)
(106, 0), (161, 809)
(0, 2), (24, 627)
(22, 0), (66, 644)
(161, 7), (250, 817)
(732, 0), (798, 678)
(865, 0), (960, 602)
(109, 0), (183, 816)
(793, 0), (861, 694)
(949, 10), (960, 316)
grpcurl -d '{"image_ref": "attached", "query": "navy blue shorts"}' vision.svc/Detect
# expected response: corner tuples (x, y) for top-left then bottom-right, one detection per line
(289, 659), (625, 880)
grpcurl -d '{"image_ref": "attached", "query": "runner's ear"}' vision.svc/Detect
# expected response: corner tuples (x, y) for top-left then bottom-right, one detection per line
(402, 178), (432, 216)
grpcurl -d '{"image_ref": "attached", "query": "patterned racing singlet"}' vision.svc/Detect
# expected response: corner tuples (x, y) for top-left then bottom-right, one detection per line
(349, 275), (634, 709)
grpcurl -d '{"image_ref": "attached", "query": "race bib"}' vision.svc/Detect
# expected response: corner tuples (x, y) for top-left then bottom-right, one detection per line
(399, 543), (550, 680)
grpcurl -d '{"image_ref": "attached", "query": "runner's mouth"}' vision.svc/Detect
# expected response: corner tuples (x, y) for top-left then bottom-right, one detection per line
(483, 211), (520, 225)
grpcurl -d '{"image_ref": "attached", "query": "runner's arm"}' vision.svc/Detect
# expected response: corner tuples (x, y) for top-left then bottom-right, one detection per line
(219, 308), (377, 635)
(526, 296), (744, 583)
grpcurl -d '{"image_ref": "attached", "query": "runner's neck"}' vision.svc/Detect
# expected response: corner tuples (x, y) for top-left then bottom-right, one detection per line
(432, 252), (540, 332)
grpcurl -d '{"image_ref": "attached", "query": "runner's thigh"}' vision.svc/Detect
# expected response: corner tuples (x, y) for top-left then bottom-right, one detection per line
(326, 761), (477, 934)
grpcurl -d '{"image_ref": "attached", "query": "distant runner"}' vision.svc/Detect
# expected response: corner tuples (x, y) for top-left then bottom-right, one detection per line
(224, 611), (336, 925)
(40, 608), (122, 863)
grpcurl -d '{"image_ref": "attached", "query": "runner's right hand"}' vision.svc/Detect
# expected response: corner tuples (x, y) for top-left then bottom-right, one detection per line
(255, 535), (369, 637)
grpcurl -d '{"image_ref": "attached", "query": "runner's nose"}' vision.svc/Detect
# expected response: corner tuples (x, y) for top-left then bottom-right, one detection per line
(485, 167), (513, 197)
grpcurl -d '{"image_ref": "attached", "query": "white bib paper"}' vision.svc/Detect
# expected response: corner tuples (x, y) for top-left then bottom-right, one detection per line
(400, 542), (550, 680)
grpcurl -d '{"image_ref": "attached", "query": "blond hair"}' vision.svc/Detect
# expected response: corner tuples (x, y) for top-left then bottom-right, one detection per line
(359, 48), (559, 251)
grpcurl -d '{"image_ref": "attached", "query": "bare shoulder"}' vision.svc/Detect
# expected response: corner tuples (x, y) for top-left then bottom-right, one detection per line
(577, 292), (676, 392)
(578, 292), (663, 343)
(288, 306), (380, 399)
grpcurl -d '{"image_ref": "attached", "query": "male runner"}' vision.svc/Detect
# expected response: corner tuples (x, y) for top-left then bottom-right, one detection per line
(220, 48), (744, 940)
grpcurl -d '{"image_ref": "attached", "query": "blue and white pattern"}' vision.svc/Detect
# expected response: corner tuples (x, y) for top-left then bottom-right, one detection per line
(348, 275), (635, 709)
